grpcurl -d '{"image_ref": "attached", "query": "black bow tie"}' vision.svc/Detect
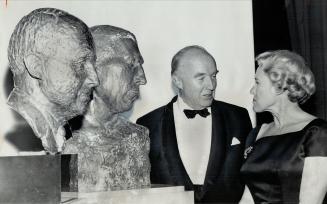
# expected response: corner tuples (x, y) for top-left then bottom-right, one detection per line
(183, 108), (210, 119)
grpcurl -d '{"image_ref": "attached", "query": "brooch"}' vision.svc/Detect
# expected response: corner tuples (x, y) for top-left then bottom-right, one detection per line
(244, 146), (253, 159)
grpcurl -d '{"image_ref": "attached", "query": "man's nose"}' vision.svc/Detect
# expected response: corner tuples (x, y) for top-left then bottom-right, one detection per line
(206, 77), (215, 90)
(135, 66), (147, 85)
(85, 62), (99, 87)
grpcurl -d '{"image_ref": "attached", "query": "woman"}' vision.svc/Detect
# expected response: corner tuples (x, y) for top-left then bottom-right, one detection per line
(241, 50), (327, 203)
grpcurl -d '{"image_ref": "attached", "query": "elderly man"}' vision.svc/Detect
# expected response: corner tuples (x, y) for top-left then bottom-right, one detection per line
(64, 25), (150, 192)
(137, 46), (252, 203)
(7, 8), (99, 154)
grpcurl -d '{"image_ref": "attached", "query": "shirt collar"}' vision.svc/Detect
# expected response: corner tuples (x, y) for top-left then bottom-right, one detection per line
(176, 96), (211, 114)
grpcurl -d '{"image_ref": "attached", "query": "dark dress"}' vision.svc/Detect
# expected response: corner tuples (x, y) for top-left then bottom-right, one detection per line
(241, 118), (327, 203)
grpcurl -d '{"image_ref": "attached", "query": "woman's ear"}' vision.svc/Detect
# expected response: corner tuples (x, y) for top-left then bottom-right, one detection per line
(172, 74), (183, 90)
(24, 54), (42, 80)
(271, 85), (286, 96)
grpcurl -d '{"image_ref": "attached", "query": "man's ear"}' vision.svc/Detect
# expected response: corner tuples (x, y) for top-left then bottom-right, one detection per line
(172, 74), (183, 90)
(24, 54), (42, 80)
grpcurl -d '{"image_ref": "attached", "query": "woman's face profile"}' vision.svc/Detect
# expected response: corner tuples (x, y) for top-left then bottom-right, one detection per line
(250, 65), (277, 113)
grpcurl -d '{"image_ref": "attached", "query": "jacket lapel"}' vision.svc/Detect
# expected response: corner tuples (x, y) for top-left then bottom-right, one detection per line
(161, 96), (193, 188)
(202, 101), (226, 191)
(160, 98), (226, 193)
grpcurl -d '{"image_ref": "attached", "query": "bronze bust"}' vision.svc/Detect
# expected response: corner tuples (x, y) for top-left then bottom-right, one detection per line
(64, 25), (150, 192)
(7, 8), (99, 154)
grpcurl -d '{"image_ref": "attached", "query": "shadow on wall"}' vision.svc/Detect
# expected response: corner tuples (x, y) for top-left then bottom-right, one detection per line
(4, 66), (44, 151)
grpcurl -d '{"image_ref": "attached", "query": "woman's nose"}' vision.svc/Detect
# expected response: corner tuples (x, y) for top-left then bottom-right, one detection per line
(250, 86), (255, 95)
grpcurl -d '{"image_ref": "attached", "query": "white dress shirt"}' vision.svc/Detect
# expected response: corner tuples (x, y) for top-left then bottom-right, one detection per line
(173, 97), (212, 185)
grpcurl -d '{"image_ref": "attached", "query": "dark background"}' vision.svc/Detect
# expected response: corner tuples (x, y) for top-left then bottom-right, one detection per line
(253, 0), (327, 124)
(253, 0), (291, 124)
(253, 0), (292, 55)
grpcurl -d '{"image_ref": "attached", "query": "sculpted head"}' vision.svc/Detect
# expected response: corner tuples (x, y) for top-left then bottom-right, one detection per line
(251, 50), (316, 112)
(90, 25), (146, 113)
(171, 45), (218, 110)
(8, 8), (99, 120)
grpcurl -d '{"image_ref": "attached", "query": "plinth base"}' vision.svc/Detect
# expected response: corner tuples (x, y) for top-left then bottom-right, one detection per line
(61, 186), (194, 204)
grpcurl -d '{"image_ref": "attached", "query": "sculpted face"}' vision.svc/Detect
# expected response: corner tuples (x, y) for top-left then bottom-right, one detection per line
(250, 65), (277, 112)
(38, 29), (99, 118)
(174, 50), (218, 110)
(95, 38), (146, 113)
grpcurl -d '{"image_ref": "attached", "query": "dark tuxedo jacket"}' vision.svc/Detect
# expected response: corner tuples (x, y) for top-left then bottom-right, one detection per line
(136, 96), (252, 203)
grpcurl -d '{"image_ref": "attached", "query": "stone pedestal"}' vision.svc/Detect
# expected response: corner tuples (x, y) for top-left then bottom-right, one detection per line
(0, 155), (61, 204)
(61, 186), (194, 204)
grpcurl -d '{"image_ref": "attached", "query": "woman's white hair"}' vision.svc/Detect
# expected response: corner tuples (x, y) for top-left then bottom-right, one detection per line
(256, 50), (316, 104)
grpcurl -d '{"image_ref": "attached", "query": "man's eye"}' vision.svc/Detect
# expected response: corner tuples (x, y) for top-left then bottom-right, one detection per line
(129, 64), (139, 73)
(75, 63), (84, 71)
(72, 62), (86, 74)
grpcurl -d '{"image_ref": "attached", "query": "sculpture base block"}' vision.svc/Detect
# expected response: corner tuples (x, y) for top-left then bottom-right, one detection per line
(61, 186), (194, 204)
(0, 155), (61, 204)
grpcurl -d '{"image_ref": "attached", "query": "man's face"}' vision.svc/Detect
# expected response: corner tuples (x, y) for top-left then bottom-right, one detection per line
(174, 51), (218, 110)
(38, 30), (99, 119)
(95, 39), (146, 113)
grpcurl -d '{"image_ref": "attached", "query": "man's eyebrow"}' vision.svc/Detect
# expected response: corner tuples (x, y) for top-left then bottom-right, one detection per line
(211, 70), (218, 75)
(194, 73), (206, 78)
(194, 70), (218, 78)
(76, 48), (94, 60)
(131, 55), (143, 64)
(139, 57), (144, 64)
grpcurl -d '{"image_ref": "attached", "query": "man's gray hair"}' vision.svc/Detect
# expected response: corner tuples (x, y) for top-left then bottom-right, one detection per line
(90, 25), (138, 65)
(8, 8), (93, 75)
(171, 45), (216, 75)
